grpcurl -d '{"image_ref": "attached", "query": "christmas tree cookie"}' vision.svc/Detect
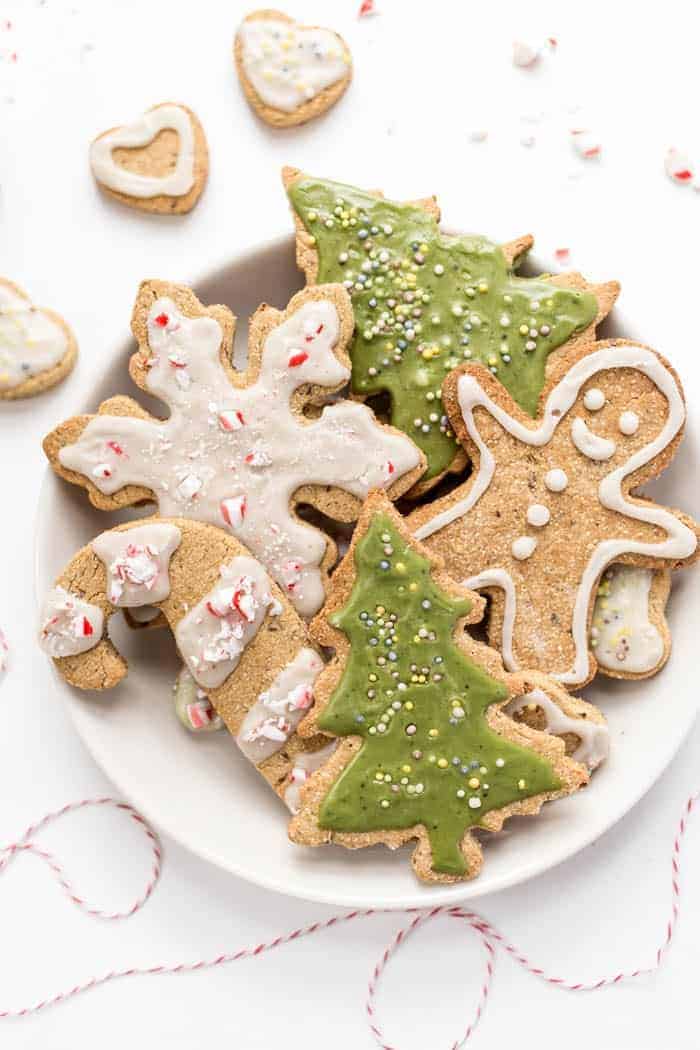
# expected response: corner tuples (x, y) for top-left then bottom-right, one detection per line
(284, 168), (619, 490)
(408, 341), (700, 688)
(289, 494), (590, 884)
(38, 516), (334, 807)
(43, 281), (424, 618)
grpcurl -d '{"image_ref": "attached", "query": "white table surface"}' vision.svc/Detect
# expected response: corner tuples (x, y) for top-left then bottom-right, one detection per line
(2, 0), (700, 1046)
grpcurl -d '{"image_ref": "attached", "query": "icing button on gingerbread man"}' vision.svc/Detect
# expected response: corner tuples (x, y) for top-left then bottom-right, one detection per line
(408, 340), (700, 688)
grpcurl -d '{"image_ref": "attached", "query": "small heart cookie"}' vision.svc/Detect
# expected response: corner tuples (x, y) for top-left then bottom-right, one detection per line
(89, 102), (208, 215)
(0, 280), (77, 400)
(234, 10), (352, 128)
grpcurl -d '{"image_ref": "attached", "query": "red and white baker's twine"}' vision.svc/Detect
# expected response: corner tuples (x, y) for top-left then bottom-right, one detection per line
(1, 793), (698, 1045)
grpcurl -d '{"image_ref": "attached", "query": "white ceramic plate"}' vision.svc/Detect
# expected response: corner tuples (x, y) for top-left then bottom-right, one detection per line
(34, 234), (700, 908)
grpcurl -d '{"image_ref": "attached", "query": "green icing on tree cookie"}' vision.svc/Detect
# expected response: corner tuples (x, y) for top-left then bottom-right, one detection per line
(288, 176), (598, 482)
(317, 513), (561, 877)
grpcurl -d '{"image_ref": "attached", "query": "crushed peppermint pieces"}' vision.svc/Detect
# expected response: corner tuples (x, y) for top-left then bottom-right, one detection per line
(665, 147), (694, 185)
(570, 129), (602, 159)
(0, 626), (8, 678)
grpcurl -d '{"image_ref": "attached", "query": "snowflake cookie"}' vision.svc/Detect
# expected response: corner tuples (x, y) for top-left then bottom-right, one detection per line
(289, 493), (601, 885)
(283, 168), (619, 491)
(38, 516), (337, 807)
(408, 340), (700, 688)
(43, 281), (424, 618)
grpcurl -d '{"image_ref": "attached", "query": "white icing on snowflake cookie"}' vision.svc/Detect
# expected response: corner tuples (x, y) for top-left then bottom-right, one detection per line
(51, 282), (423, 617)
(235, 11), (352, 127)
(0, 280), (77, 399)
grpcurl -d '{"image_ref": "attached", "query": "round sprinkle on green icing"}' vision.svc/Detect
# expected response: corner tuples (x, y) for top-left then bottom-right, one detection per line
(288, 176), (599, 482)
(316, 512), (562, 877)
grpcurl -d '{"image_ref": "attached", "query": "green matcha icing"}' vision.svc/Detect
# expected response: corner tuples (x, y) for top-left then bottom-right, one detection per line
(317, 513), (561, 876)
(288, 176), (598, 481)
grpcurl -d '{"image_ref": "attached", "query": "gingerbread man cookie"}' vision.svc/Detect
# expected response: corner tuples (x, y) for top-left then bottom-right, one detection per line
(408, 340), (700, 688)
(0, 280), (77, 400)
(44, 281), (424, 618)
(289, 493), (593, 884)
(284, 168), (619, 491)
(234, 11), (352, 127)
(38, 517), (335, 805)
(89, 103), (208, 214)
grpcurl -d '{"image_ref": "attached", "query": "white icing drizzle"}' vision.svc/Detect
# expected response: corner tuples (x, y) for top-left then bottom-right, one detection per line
(91, 523), (181, 607)
(526, 503), (550, 527)
(507, 689), (609, 771)
(619, 410), (640, 435)
(571, 417), (616, 461)
(236, 647), (323, 763)
(39, 586), (103, 658)
(591, 566), (665, 674)
(512, 536), (537, 560)
(544, 468), (568, 492)
(416, 344), (697, 685)
(172, 666), (223, 732)
(238, 18), (349, 113)
(89, 105), (195, 199)
(175, 556), (279, 689)
(59, 296), (420, 617)
(0, 284), (67, 390)
(463, 569), (519, 671)
(283, 740), (337, 814)
(583, 387), (605, 411)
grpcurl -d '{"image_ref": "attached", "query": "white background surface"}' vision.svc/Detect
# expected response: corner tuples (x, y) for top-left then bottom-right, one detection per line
(1, 0), (700, 1047)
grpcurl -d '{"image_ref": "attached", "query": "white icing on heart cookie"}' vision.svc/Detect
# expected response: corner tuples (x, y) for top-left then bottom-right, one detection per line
(58, 294), (421, 617)
(0, 284), (68, 391)
(38, 586), (103, 658)
(238, 17), (350, 113)
(591, 565), (665, 674)
(90, 105), (195, 199)
(91, 523), (181, 607)
(175, 556), (280, 689)
(506, 690), (609, 771)
(414, 343), (698, 685)
(237, 646), (323, 763)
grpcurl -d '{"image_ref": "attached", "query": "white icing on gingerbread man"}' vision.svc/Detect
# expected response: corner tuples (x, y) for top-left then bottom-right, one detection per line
(58, 290), (421, 616)
(413, 343), (698, 686)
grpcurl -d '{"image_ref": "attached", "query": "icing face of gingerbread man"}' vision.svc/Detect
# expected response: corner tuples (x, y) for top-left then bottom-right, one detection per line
(410, 341), (699, 687)
(54, 284), (423, 617)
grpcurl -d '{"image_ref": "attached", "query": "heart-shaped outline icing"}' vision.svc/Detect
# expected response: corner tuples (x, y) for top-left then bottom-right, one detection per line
(91, 104), (195, 198)
(234, 9), (352, 127)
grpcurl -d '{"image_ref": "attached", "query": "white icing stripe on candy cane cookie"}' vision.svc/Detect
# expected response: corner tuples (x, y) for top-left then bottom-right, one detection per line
(59, 296), (420, 618)
(175, 556), (279, 690)
(591, 566), (665, 674)
(506, 689), (609, 771)
(89, 105), (195, 199)
(238, 19), (349, 113)
(91, 523), (181, 607)
(38, 587), (103, 658)
(236, 647), (323, 763)
(284, 740), (338, 814)
(416, 345), (697, 685)
(0, 285), (67, 390)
